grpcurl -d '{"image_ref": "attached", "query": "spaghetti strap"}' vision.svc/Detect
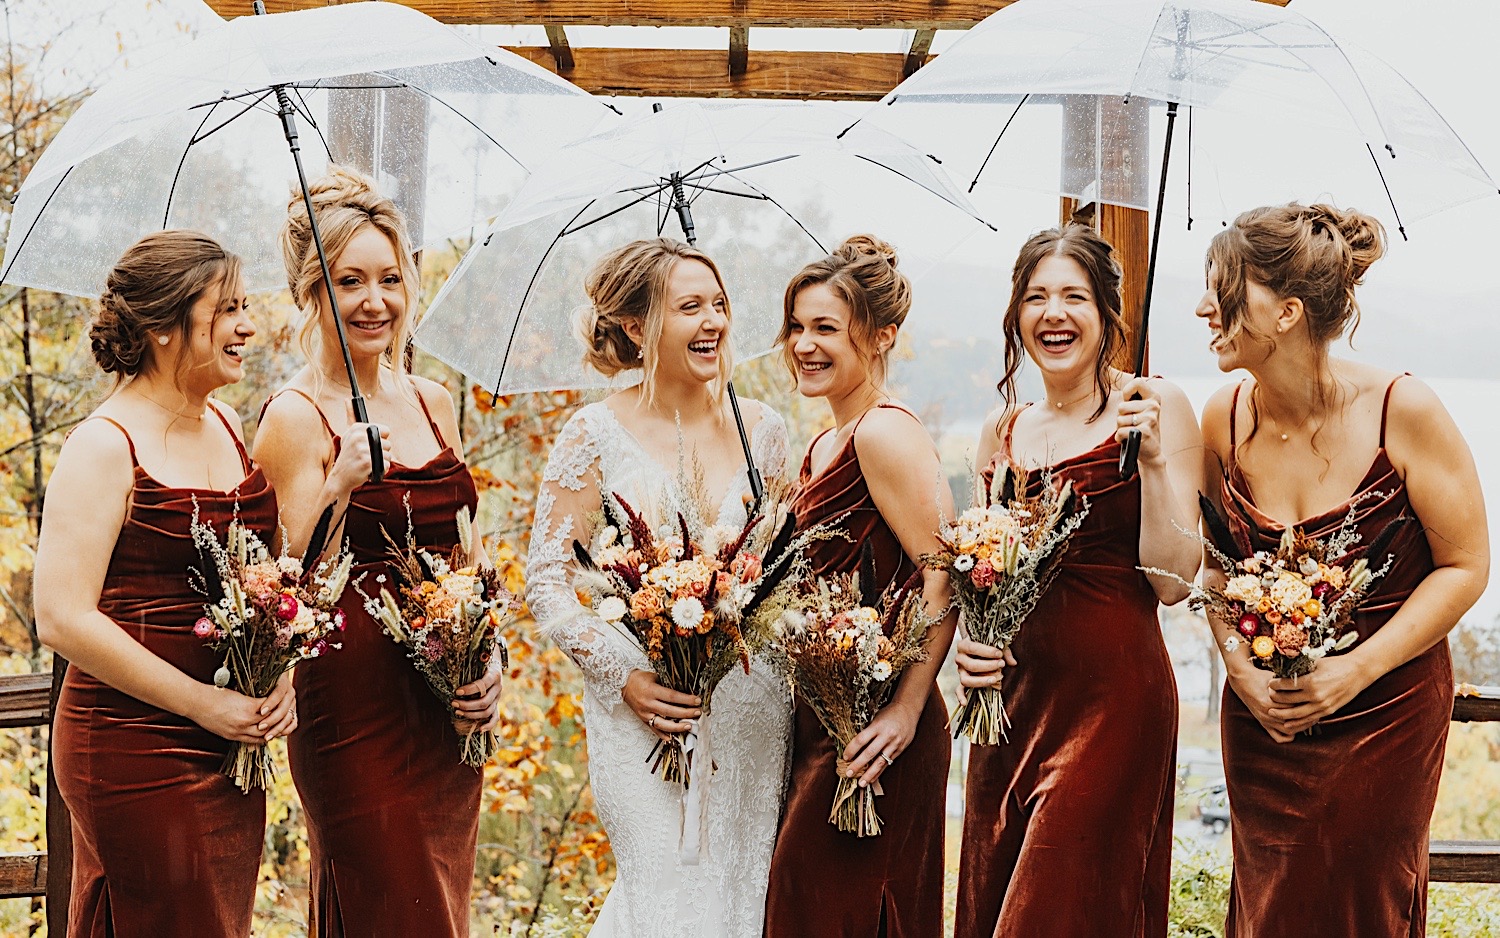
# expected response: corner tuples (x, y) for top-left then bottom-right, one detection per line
(85, 416), (139, 466)
(853, 401), (919, 433)
(1001, 404), (1032, 457)
(411, 381), (448, 449)
(263, 388), (336, 440)
(207, 404), (252, 474)
(1229, 381), (1245, 449)
(1378, 374), (1408, 449)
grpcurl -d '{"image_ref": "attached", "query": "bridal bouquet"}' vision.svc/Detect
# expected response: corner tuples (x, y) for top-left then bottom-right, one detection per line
(923, 463), (1088, 744)
(772, 564), (934, 837)
(358, 506), (517, 768)
(571, 480), (818, 788)
(1144, 494), (1408, 680)
(190, 507), (352, 792)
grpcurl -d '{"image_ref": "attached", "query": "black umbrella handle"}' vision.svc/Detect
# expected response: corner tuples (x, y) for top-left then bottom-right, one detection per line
(1120, 101), (1179, 481)
(260, 5), (383, 483)
(727, 382), (764, 518)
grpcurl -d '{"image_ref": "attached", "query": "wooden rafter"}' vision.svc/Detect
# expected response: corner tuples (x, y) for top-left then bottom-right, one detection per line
(505, 46), (907, 100)
(544, 24), (575, 71)
(904, 29), (936, 78)
(208, 1), (1015, 28)
(729, 26), (748, 77)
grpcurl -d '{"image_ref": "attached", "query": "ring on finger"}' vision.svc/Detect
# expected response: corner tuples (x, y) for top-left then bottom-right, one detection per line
(879, 752), (895, 766)
(647, 714), (659, 730)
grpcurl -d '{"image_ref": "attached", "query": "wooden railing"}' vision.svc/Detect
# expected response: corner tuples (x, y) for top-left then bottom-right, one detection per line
(2, 671), (1497, 929)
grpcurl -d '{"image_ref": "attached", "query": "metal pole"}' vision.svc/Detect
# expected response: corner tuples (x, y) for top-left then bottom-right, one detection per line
(256, 1), (384, 483)
(1118, 100), (1178, 481)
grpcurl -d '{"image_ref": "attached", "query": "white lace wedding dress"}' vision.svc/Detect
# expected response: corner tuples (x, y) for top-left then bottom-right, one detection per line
(525, 399), (794, 938)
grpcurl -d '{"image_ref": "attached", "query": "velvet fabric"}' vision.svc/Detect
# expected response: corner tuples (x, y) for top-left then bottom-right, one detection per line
(52, 412), (276, 938)
(764, 404), (949, 938)
(1219, 378), (1449, 937)
(282, 390), (482, 937)
(956, 416), (1177, 938)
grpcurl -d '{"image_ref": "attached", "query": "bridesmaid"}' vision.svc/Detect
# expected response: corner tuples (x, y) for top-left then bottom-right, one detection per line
(1197, 203), (1488, 935)
(35, 230), (295, 936)
(764, 235), (956, 938)
(952, 225), (1201, 937)
(253, 167), (499, 937)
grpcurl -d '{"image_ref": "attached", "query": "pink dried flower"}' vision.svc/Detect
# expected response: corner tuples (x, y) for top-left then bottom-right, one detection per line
(970, 559), (996, 590)
(193, 617), (215, 639)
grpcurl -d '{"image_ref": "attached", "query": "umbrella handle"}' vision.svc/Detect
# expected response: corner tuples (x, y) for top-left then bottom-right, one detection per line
(1119, 426), (1142, 479)
(351, 395), (385, 484)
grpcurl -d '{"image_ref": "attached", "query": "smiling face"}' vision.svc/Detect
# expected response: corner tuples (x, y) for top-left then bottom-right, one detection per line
(1196, 264), (1288, 373)
(316, 224), (408, 363)
(171, 274), (254, 393)
(1016, 254), (1106, 386)
(785, 282), (892, 401)
(644, 257), (730, 388)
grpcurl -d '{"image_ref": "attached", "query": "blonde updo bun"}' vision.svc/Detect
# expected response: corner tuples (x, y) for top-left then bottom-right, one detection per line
(89, 230), (241, 380)
(1208, 202), (1387, 346)
(578, 238), (734, 402)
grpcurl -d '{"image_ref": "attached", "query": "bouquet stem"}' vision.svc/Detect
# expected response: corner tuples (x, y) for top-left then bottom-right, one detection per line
(222, 743), (275, 794)
(649, 736), (690, 787)
(829, 774), (882, 837)
(952, 685), (1012, 745)
(457, 721), (498, 769)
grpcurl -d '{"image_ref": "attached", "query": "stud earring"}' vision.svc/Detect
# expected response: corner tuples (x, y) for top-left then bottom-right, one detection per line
(637, 346), (644, 360)
(157, 335), (170, 346)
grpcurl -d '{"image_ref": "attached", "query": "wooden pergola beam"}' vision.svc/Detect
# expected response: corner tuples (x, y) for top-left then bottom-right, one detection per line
(208, 1), (1014, 28)
(729, 26), (749, 77)
(504, 46), (908, 100)
(544, 24), (575, 71)
(904, 28), (936, 78)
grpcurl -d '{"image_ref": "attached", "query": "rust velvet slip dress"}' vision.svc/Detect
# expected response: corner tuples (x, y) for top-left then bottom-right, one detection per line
(1219, 377), (1450, 937)
(764, 404), (949, 938)
(277, 388), (482, 937)
(52, 410), (277, 938)
(955, 409), (1178, 938)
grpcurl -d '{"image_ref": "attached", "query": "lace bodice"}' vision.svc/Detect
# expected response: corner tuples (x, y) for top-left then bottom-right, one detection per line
(525, 398), (794, 937)
(526, 398), (791, 714)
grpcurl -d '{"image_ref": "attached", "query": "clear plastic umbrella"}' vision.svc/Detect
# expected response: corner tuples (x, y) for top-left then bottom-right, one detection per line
(412, 100), (999, 505)
(863, 0), (1498, 474)
(2, 0), (614, 485)
(0, 0), (615, 298)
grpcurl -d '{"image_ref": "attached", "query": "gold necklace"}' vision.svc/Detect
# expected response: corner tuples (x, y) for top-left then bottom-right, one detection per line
(134, 388), (207, 421)
(1045, 387), (1096, 410)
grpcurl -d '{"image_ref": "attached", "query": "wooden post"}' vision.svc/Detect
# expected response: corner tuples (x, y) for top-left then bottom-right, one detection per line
(1059, 96), (1151, 373)
(45, 659), (70, 935)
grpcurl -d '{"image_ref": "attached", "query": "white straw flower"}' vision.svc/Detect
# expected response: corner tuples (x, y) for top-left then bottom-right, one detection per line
(953, 554), (975, 573)
(671, 596), (705, 632)
(596, 596), (627, 623)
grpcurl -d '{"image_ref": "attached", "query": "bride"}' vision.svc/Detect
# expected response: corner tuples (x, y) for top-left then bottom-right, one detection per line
(525, 238), (793, 936)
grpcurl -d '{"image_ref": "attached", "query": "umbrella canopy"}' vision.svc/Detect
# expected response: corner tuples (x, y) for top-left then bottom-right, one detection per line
(1, 0), (616, 297)
(412, 101), (996, 397)
(870, 0), (1496, 233)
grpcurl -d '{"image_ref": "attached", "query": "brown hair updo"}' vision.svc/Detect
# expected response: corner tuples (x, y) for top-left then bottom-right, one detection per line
(574, 238), (734, 404)
(778, 234), (912, 382)
(90, 230), (242, 382)
(1206, 202), (1386, 349)
(997, 224), (1127, 423)
(279, 166), (420, 393)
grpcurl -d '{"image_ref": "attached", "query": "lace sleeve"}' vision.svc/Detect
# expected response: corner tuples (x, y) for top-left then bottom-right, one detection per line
(525, 411), (650, 714)
(753, 404), (793, 487)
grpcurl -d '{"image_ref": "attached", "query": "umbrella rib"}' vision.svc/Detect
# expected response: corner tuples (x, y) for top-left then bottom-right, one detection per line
(189, 89), (276, 146)
(967, 93), (1029, 193)
(0, 166), (73, 286)
(494, 199), (598, 394)
(561, 184), (672, 237)
(713, 167), (826, 254)
(370, 71), (530, 174)
(1365, 143), (1407, 241)
(852, 154), (996, 231)
(164, 102), (222, 229)
(289, 85), (335, 163)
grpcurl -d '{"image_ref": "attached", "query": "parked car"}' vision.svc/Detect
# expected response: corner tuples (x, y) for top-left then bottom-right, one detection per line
(1198, 783), (1230, 835)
